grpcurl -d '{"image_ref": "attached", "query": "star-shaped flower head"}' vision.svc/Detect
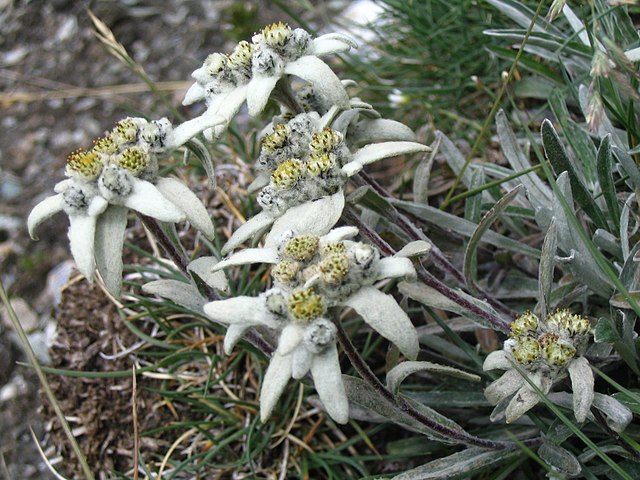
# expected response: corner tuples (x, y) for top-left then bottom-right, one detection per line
(203, 227), (421, 423)
(182, 23), (357, 138)
(28, 115), (222, 296)
(221, 112), (430, 254)
(483, 309), (594, 423)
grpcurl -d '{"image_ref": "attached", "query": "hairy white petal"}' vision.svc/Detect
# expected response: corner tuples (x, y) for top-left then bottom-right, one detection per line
(311, 343), (349, 424)
(483, 350), (512, 372)
(592, 392), (633, 433)
(395, 240), (432, 258)
(67, 213), (97, 281)
(182, 82), (206, 106)
(247, 75), (280, 117)
(319, 226), (359, 246)
(221, 211), (276, 255)
(28, 194), (64, 240)
(291, 347), (312, 379)
(87, 195), (109, 216)
(505, 374), (552, 423)
(350, 141), (431, 170)
(213, 247), (279, 271)
(285, 56), (350, 109)
(349, 119), (417, 147)
(484, 369), (524, 405)
(376, 257), (416, 281)
(309, 34), (357, 55)
(277, 324), (305, 356)
(211, 85), (249, 122)
(123, 179), (185, 222)
(204, 296), (279, 328)
(568, 357), (594, 423)
(260, 352), (292, 422)
(154, 177), (215, 239)
(94, 205), (128, 297)
(187, 257), (229, 293)
(343, 286), (419, 360)
(223, 324), (250, 355)
(265, 192), (345, 248)
(170, 115), (225, 148)
(248, 173), (270, 194)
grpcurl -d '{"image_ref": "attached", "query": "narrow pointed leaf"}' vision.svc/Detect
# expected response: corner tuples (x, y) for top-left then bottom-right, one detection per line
(386, 361), (479, 396)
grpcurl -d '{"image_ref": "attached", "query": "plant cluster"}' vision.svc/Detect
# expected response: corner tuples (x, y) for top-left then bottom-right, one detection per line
(20, 4), (640, 478)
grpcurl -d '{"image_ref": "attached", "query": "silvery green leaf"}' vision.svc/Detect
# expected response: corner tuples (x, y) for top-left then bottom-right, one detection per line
(592, 229), (622, 258)
(142, 279), (205, 312)
(625, 46), (640, 61)
(94, 205), (128, 297)
(485, 0), (561, 34)
(376, 257), (416, 281)
(591, 392), (633, 433)
(413, 134), (441, 205)
(391, 199), (540, 258)
(406, 391), (490, 408)
(171, 115), (224, 150)
(463, 185), (523, 294)
(398, 281), (503, 330)
(391, 447), (518, 480)
(187, 256), (229, 293)
(386, 361), (479, 396)
(620, 193), (636, 260)
(562, 3), (593, 47)
(496, 109), (551, 207)
(342, 375), (460, 444)
(542, 119), (607, 229)
(596, 135), (620, 231)
(613, 147), (640, 190)
(436, 131), (475, 190)
(539, 218), (557, 317)
(183, 138), (216, 190)
(395, 240), (431, 258)
(538, 442), (582, 477)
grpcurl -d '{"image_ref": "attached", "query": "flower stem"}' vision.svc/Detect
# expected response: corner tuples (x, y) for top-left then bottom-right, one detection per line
(353, 171), (516, 318)
(335, 319), (526, 450)
(343, 207), (511, 333)
(138, 214), (190, 275)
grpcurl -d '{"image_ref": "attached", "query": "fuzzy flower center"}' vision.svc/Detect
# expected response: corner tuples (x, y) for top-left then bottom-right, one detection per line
(115, 146), (150, 176)
(271, 259), (300, 284)
(288, 288), (326, 323)
(318, 253), (350, 284)
(259, 22), (293, 49)
(66, 149), (103, 180)
(112, 119), (139, 144)
(271, 158), (304, 190)
(262, 124), (291, 153)
(309, 128), (343, 154)
(282, 235), (320, 262)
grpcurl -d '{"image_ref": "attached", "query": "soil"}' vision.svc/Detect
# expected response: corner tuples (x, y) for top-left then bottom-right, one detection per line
(0, 1), (324, 477)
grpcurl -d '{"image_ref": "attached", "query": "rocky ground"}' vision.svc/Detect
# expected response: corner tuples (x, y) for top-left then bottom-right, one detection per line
(0, 1), (339, 477)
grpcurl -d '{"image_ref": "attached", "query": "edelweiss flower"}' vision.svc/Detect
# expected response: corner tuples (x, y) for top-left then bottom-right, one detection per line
(221, 112), (430, 254)
(182, 22), (356, 136)
(483, 310), (594, 423)
(28, 115), (222, 295)
(203, 227), (420, 423)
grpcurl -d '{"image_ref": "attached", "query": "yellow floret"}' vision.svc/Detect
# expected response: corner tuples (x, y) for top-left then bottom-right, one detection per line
(66, 148), (103, 180)
(271, 158), (304, 190)
(288, 288), (326, 323)
(115, 146), (150, 176)
(282, 235), (319, 262)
